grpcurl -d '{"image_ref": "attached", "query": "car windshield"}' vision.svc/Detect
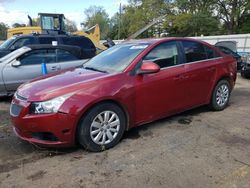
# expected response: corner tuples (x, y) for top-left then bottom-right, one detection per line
(0, 37), (16, 49)
(0, 47), (30, 62)
(83, 43), (149, 73)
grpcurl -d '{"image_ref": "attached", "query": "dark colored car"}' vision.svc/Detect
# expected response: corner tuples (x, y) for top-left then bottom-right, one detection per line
(241, 60), (250, 78)
(0, 44), (91, 96)
(216, 46), (242, 70)
(0, 34), (96, 58)
(10, 38), (237, 152)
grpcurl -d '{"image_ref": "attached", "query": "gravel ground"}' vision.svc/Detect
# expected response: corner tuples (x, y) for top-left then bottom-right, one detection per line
(0, 75), (249, 188)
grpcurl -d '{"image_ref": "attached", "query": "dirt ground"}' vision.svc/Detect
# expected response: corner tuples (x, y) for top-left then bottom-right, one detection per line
(0, 75), (249, 188)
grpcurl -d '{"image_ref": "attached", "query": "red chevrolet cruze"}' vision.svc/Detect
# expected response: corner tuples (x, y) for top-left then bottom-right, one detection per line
(10, 38), (237, 151)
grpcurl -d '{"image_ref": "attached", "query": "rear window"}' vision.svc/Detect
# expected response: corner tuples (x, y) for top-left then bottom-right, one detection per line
(38, 37), (57, 44)
(182, 41), (207, 63)
(61, 37), (95, 49)
(204, 46), (221, 59)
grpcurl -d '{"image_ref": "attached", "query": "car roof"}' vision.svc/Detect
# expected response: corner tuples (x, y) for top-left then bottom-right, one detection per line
(11, 34), (89, 39)
(26, 44), (85, 59)
(121, 37), (211, 45)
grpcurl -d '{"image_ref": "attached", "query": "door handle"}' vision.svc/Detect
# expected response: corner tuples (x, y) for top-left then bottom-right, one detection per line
(173, 75), (183, 81)
(51, 66), (60, 71)
(183, 75), (189, 79)
(174, 75), (189, 81)
(207, 67), (216, 72)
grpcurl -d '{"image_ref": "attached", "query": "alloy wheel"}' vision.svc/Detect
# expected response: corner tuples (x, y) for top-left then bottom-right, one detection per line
(90, 111), (120, 145)
(216, 84), (229, 107)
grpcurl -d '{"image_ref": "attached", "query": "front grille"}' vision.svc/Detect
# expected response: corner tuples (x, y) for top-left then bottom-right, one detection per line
(10, 103), (22, 117)
(15, 93), (27, 101)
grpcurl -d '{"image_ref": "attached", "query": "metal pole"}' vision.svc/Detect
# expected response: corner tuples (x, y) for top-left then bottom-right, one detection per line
(118, 3), (121, 40)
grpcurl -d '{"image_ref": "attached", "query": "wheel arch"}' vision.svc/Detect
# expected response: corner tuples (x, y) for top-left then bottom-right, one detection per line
(207, 74), (233, 104)
(74, 99), (130, 143)
(216, 75), (234, 91)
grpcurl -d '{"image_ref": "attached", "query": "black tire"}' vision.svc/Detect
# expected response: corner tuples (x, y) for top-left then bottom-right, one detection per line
(241, 70), (246, 78)
(77, 102), (126, 152)
(241, 70), (250, 79)
(210, 80), (231, 111)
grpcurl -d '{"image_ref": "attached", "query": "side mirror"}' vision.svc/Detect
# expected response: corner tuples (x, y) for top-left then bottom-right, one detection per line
(11, 60), (21, 67)
(137, 61), (160, 75)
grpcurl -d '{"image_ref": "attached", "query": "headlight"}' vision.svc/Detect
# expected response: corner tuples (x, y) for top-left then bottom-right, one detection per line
(30, 93), (73, 114)
(247, 57), (250, 64)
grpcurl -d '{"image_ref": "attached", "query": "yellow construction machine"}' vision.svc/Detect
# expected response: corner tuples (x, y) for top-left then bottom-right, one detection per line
(7, 13), (107, 50)
(73, 24), (106, 50)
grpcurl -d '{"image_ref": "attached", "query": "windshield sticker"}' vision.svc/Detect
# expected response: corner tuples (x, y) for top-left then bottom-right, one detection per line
(130, 45), (148, 50)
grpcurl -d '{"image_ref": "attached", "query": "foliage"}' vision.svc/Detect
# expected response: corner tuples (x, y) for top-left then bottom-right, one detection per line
(124, 0), (173, 38)
(215, 0), (250, 34)
(31, 18), (40, 26)
(12, 23), (26, 28)
(0, 22), (8, 40)
(83, 6), (110, 39)
(107, 12), (130, 39)
(65, 19), (78, 33)
(3, 0), (250, 40)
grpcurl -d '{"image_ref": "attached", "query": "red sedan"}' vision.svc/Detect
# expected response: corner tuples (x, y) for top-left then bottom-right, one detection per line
(10, 38), (237, 151)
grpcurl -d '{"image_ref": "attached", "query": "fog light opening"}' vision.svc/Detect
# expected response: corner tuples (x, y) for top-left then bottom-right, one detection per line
(32, 132), (59, 141)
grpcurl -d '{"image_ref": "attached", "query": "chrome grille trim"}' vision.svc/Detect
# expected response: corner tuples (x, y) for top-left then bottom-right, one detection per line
(15, 92), (27, 101)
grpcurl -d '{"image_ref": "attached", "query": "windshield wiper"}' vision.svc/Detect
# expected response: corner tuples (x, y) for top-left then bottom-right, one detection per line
(84, 66), (108, 73)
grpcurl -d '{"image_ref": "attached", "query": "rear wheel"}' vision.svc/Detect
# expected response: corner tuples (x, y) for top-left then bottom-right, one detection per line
(210, 80), (231, 111)
(77, 103), (126, 152)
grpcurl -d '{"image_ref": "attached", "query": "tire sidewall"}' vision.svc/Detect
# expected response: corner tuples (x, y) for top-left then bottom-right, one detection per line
(241, 68), (246, 78)
(77, 103), (126, 152)
(211, 80), (231, 111)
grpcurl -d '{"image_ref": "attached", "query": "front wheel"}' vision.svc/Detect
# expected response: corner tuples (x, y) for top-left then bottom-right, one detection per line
(210, 80), (231, 111)
(241, 69), (250, 79)
(77, 103), (126, 152)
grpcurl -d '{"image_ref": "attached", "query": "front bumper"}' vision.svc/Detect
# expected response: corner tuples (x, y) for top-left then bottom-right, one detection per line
(10, 97), (78, 147)
(241, 63), (250, 75)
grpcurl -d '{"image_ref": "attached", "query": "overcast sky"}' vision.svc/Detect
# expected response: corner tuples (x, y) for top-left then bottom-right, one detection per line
(0, 0), (128, 29)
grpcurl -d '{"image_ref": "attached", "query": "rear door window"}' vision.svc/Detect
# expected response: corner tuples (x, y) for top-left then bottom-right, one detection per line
(204, 46), (221, 59)
(19, 49), (56, 65)
(182, 41), (207, 63)
(56, 49), (79, 62)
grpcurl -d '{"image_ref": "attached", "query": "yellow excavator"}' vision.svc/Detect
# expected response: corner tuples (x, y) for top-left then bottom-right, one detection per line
(7, 13), (107, 50)
(73, 24), (106, 50)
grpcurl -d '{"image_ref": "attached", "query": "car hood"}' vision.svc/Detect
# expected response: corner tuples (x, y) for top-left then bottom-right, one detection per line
(0, 50), (10, 58)
(17, 68), (107, 101)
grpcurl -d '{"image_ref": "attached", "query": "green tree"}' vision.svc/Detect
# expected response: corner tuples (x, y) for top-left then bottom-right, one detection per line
(215, 0), (250, 34)
(239, 14), (250, 33)
(0, 22), (8, 40)
(83, 6), (110, 39)
(175, 0), (215, 14)
(107, 12), (130, 39)
(12, 23), (26, 28)
(165, 0), (220, 36)
(31, 18), (40, 26)
(122, 0), (173, 38)
(65, 19), (78, 33)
